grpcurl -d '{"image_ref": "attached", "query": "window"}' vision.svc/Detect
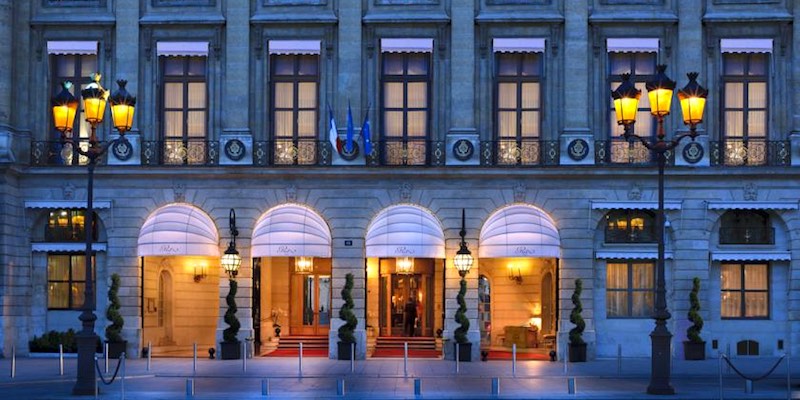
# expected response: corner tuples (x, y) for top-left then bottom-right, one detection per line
(45, 209), (98, 242)
(604, 210), (657, 243)
(478, 275), (491, 345)
(494, 52), (542, 165)
(606, 260), (654, 317)
(160, 56), (208, 165)
(607, 51), (657, 163)
(719, 210), (773, 244)
(50, 53), (98, 165)
(47, 254), (95, 310)
(721, 263), (769, 318)
(270, 54), (319, 165)
(381, 52), (430, 165)
(722, 53), (768, 166)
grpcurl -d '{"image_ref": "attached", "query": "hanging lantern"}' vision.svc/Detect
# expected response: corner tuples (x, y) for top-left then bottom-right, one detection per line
(396, 257), (414, 274)
(295, 256), (314, 274)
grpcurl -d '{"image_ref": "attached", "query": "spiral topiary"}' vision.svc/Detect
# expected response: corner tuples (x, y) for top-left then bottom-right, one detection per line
(223, 279), (240, 343)
(338, 273), (357, 344)
(105, 273), (124, 343)
(687, 277), (704, 343)
(569, 278), (585, 346)
(454, 279), (470, 344)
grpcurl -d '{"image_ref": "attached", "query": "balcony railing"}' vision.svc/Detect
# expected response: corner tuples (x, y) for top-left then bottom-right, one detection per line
(251, 139), (325, 166)
(604, 227), (658, 244)
(710, 139), (790, 167)
(719, 227), (775, 245)
(595, 138), (668, 165)
(142, 139), (218, 166)
(371, 138), (433, 166)
(31, 140), (95, 166)
(479, 139), (559, 166)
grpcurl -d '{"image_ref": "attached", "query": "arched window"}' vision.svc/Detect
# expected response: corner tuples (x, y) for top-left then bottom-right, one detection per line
(478, 275), (491, 345)
(604, 210), (656, 243)
(720, 210), (772, 244)
(45, 209), (98, 242)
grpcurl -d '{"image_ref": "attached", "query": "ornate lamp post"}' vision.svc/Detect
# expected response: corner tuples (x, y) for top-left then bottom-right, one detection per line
(453, 209), (474, 278)
(221, 209), (242, 279)
(452, 209), (474, 360)
(612, 66), (707, 395)
(51, 74), (136, 395)
(220, 209), (243, 359)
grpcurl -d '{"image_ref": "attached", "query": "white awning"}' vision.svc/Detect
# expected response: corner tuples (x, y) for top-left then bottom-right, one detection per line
(591, 201), (682, 211)
(707, 201), (797, 211)
(32, 242), (107, 253)
(479, 204), (560, 259)
(268, 40), (321, 55)
(381, 38), (434, 53)
(607, 38), (659, 53)
(137, 204), (219, 257)
(251, 204), (331, 258)
(156, 42), (209, 57)
(711, 251), (790, 262)
(595, 250), (673, 260)
(493, 38), (546, 53)
(720, 39), (773, 53)
(25, 200), (112, 209)
(47, 41), (98, 55)
(365, 205), (445, 258)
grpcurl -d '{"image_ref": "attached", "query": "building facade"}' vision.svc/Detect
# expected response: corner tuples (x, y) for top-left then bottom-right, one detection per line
(1, 0), (799, 362)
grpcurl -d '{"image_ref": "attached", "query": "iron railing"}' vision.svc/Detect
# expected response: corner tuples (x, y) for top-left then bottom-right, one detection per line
(369, 138), (441, 166)
(479, 139), (559, 166)
(710, 139), (790, 167)
(604, 226), (658, 244)
(719, 227), (775, 245)
(142, 139), (219, 166)
(30, 140), (96, 166)
(595, 138), (671, 165)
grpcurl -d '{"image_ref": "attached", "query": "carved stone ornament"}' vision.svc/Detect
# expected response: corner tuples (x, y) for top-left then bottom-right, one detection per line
(744, 183), (757, 201)
(628, 184), (642, 201)
(399, 183), (412, 201)
(286, 184), (297, 202)
(682, 142), (704, 164)
(567, 138), (589, 161)
(452, 139), (474, 161)
(513, 182), (526, 203)
(173, 183), (186, 203)
(224, 139), (246, 161)
(63, 183), (76, 200)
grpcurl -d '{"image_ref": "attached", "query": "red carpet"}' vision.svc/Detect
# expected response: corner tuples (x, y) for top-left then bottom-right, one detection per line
(486, 351), (549, 361)
(263, 348), (329, 357)
(371, 348), (441, 358)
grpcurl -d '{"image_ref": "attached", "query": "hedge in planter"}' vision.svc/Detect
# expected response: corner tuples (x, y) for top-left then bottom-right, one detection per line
(337, 273), (358, 360)
(454, 278), (471, 361)
(105, 273), (127, 359)
(220, 279), (242, 360)
(568, 278), (586, 362)
(684, 277), (705, 360)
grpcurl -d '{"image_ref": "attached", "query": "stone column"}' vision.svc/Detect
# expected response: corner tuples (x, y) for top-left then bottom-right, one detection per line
(329, 238), (367, 360)
(0, 0), (15, 163)
(791, 2), (800, 165)
(559, 0), (593, 165)
(223, 0), (249, 132)
(448, 1), (476, 131)
(109, 0), (141, 165)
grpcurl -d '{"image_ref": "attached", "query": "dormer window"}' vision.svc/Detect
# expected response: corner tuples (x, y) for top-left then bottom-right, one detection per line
(719, 210), (773, 245)
(604, 210), (657, 243)
(45, 209), (98, 242)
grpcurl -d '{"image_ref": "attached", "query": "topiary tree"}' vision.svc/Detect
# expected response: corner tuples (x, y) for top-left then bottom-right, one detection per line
(569, 279), (585, 346)
(454, 279), (470, 344)
(105, 273), (124, 343)
(338, 273), (357, 344)
(687, 277), (704, 343)
(223, 279), (240, 343)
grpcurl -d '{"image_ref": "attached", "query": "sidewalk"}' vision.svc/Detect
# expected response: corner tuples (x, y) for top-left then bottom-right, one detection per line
(0, 355), (795, 399)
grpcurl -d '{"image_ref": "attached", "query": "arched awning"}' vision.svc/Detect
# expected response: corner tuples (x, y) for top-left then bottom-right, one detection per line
(251, 204), (332, 258)
(137, 204), (220, 257)
(365, 205), (445, 259)
(479, 204), (561, 258)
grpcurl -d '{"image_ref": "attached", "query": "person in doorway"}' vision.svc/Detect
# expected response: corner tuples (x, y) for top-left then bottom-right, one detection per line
(404, 300), (417, 337)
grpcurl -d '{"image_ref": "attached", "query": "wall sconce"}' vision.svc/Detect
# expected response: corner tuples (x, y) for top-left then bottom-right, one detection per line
(396, 256), (414, 274)
(529, 317), (542, 331)
(295, 256), (314, 274)
(508, 264), (522, 285)
(193, 265), (207, 283)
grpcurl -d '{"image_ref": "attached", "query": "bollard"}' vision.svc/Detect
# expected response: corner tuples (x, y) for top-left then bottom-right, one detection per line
(193, 342), (197, 375)
(414, 378), (422, 396)
(718, 354), (724, 400)
(59, 344), (64, 376)
(563, 348), (568, 375)
(350, 343), (355, 373)
(568, 377), (576, 395)
(299, 342), (303, 377)
(186, 379), (194, 397)
(744, 379), (753, 394)
(261, 378), (270, 396)
(147, 341), (152, 372)
(455, 343), (460, 374)
(617, 344), (622, 374)
(94, 356), (99, 399)
(512, 344), (517, 377)
(10, 345), (15, 378)
(491, 377), (500, 395)
(242, 341), (247, 372)
(121, 352), (126, 400)
(726, 344), (731, 374)
(786, 353), (791, 400)
(337, 378), (345, 396)
(104, 342), (109, 374)
(404, 342), (408, 377)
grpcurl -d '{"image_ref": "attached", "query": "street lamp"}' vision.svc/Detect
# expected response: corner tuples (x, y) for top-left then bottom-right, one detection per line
(452, 208), (473, 360)
(453, 209), (474, 278)
(51, 73), (136, 395)
(221, 209), (242, 279)
(612, 65), (707, 395)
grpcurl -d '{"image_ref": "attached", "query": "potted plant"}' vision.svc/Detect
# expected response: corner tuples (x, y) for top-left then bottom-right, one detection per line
(568, 278), (586, 362)
(454, 277), (472, 361)
(105, 273), (127, 359)
(684, 277), (705, 360)
(271, 308), (285, 338)
(337, 273), (358, 360)
(220, 278), (241, 359)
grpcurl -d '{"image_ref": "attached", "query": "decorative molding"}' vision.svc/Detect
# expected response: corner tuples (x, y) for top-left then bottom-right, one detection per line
(627, 184), (642, 201)
(743, 183), (758, 201)
(173, 182), (186, 203)
(63, 184), (76, 200)
(399, 183), (412, 201)
(143, 27), (153, 61)
(513, 182), (526, 203)
(286, 184), (297, 202)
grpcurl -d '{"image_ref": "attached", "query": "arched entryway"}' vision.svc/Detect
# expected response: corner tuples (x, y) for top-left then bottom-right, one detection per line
(478, 204), (561, 359)
(138, 203), (220, 356)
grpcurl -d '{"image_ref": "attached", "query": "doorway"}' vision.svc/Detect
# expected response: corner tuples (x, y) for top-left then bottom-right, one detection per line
(290, 266), (332, 336)
(378, 258), (434, 337)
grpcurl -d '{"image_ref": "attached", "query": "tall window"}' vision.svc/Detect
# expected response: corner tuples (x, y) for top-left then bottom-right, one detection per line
(270, 54), (319, 165)
(721, 263), (768, 318)
(381, 52), (430, 165)
(478, 275), (491, 345)
(494, 52), (542, 165)
(604, 210), (657, 243)
(608, 52), (657, 163)
(606, 260), (654, 318)
(722, 53), (768, 166)
(160, 56), (207, 165)
(45, 209), (98, 242)
(47, 254), (95, 310)
(719, 210), (773, 245)
(50, 53), (98, 165)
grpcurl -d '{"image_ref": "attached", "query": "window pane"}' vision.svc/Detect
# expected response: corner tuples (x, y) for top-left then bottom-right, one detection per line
(498, 83), (517, 109)
(725, 83), (744, 108)
(635, 82), (649, 109)
(47, 256), (70, 281)
(748, 111), (766, 136)
(744, 292), (768, 317)
(521, 82), (540, 109)
(721, 291), (741, 318)
(724, 54), (746, 76)
(48, 282), (70, 308)
(187, 111), (206, 137)
(497, 111), (517, 137)
(297, 82), (317, 108)
(273, 56), (294, 76)
(298, 55), (318, 76)
(384, 111), (403, 136)
(297, 111), (316, 136)
(633, 111), (652, 137)
(274, 111), (293, 136)
(72, 283), (86, 308)
(383, 54), (403, 75)
(407, 54), (428, 75)
(274, 82), (294, 108)
(631, 291), (653, 317)
(520, 53), (541, 76)
(724, 111), (744, 137)
(384, 82), (404, 108)
(187, 57), (205, 76)
(748, 83), (767, 108)
(407, 82), (427, 108)
(631, 262), (654, 289)
(164, 111), (184, 137)
(80, 55), (98, 77)
(407, 111), (426, 136)
(609, 54), (631, 76)
(165, 83), (184, 108)
(745, 264), (768, 290)
(748, 54), (767, 76)
(606, 263), (627, 289)
(606, 291), (627, 317)
(71, 255), (86, 281)
(56, 55), (76, 77)
(634, 53), (656, 75)
(520, 111), (539, 137)
(187, 83), (206, 109)
(163, 58), (184, 76)
(721, 264), (741, 290)
(497, 54), (517, 76)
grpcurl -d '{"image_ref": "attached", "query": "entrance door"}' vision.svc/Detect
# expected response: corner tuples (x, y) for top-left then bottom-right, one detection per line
(290, 274), (331, 335)
(380, 271), (434, 337)
(541, 272), (554, 334)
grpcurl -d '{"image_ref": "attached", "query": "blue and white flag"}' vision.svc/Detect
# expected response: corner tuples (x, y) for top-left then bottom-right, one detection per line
(345, 103), (355, 153)
(361, 106), (372, 156)
(327, 104), (340, 153)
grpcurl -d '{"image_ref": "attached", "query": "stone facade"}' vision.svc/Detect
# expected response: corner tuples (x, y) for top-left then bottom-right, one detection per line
(0, 0), (799, 362)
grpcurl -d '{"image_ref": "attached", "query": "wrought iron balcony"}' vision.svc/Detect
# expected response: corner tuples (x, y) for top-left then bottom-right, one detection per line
(479, 139), (558, 166)
(710, 139), (790, 167)
(142, 139), (218, 166)
(252, 139), (327, 166)
(719, 227), (775, 245)
(31, 140), (95, 166)
(595, 138), (667, 165)
(604, 226), (658, 244)
(366, 138), (438, 166)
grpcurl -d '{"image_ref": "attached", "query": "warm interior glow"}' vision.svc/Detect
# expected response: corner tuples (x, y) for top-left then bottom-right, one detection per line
(111, 103), (135, 133)
(295, 256), (314, 274)
(529, 317), (542, 331)
(648, 87), (673, 117)
(396, 257), (414, 274)
(83, 97), (107, 125)
(221, 251), (242, 277)
(679, 96), (706, 125)
(52, 104), (78, 133)
(613, 96), (640, 125)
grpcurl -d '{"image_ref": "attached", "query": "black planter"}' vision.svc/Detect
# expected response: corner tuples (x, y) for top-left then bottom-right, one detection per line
(338, 341), (355, 360)
(568, 343), (587, 362)
(220, 341), (241, 360)
(683, 341), (705, 360)
(454, 342), (472, 362)
(106, 341), (127, 359)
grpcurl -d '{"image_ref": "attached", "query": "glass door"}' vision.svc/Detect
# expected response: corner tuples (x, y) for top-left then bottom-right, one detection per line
(291, 274), (332, 335)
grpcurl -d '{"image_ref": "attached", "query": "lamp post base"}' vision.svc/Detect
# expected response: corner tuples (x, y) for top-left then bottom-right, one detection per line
(72, 331), (99, 395)
(647, 326), (674, 395)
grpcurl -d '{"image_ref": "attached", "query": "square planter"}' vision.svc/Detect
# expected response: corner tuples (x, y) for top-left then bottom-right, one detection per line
(220, 341), (241, 360)
(683, 341), (705, 360)
(105, 341), (127, 359)
(454, 342), (472, 362)
(338, 341), (355, 360)
(568, 343), (586, 362)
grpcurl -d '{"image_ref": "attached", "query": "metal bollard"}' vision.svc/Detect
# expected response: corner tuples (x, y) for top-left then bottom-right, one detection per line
(414, 378), (422, 396)
(567, 377), (576, 394)
(617, 344), (622, 374)
(563, 348), (568, 374)
(121, 352), (126, 400)
(455, 343), (460, 374)
(350, 343), (355, 373)
(10, 345), (15, 378)
(94, 356), (99, 399)
(512, 344), (517, 377)
(59, 344), (64, 376)
(261, 378), (270, 396)
(491, 377), (500, 395)
(242, 341), (247, 372)
(104, 342), (109, 374)
(404, 342), (408, 377)
(299, 342), (303, 377)
(186, 379), (194, 397)
(786, 353), (791, 400)
(147, 341), (152, 372)
(744, 379), (753, 394)
(193, 342), (197, 375)
(726, 344), (731, 374)
(337, 378), (345, 396)
(718, 354), (724, 400)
